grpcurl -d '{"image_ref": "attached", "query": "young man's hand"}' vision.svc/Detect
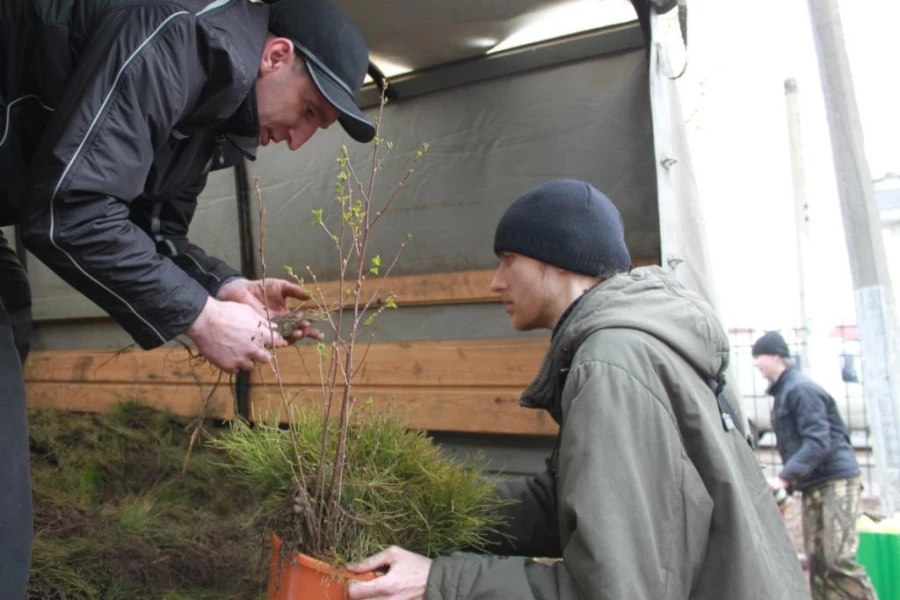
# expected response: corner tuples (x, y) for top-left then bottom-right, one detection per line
(217, 277), (323, 341)
(346, 546), (432, 600)
(187, 296), (285, 372)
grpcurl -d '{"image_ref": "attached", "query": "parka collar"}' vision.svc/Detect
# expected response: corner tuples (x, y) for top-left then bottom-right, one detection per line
(767, 364), (798, 397)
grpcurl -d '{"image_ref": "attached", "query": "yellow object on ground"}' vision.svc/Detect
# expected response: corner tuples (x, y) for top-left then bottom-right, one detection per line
(857, 513), (900, 534)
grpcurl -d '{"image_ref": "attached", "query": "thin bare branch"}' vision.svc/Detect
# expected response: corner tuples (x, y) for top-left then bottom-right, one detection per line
(254, 177), (319, 541)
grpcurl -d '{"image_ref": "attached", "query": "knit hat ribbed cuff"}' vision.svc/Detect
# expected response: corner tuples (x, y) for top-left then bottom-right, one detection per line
(493, 179), (631, 277)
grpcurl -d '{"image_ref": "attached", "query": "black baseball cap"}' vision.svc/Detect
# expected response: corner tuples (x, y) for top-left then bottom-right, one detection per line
(268, 0), (375, 143)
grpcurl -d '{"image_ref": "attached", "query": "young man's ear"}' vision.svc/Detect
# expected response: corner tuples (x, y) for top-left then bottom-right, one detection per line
(260, 37), (294, 75)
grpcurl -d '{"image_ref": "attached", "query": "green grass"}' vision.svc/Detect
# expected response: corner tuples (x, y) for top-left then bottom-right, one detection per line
(28, 402), (508, 597)
(28, 403), (267, 600)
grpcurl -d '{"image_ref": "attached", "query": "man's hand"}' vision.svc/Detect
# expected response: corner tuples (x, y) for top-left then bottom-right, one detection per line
(767, 476), (789, 491)
(346, 546), (432, 600)
(187, 296), (285, 372)
(217, 277), (323, 342)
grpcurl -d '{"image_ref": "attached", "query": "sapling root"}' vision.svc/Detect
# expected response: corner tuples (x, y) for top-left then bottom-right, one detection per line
(272, 307), (331, 339)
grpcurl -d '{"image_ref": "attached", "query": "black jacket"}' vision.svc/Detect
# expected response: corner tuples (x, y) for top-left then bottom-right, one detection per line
(768, 365), (859, 491)
(0, 0), (269, 348)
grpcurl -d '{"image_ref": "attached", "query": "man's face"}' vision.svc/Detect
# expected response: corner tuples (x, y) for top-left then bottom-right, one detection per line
(490, 252), (557, 331)
(754, 354), (784, 382)
(255, 38), (340, 151)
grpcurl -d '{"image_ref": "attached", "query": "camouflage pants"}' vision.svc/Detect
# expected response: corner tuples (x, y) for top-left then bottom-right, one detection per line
(802, 477), (878, 599)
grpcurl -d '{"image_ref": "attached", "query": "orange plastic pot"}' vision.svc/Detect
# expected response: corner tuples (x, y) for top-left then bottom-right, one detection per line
(268, 534), (377, 600)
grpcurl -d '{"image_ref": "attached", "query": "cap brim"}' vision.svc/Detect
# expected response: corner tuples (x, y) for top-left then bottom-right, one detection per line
(306, 64), (375, 143)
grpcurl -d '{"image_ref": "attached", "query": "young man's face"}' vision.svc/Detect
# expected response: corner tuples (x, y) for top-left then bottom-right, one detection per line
(255, 38), (339, 150)
(754, 354), (785, 382)
(490, 252), (558, 331)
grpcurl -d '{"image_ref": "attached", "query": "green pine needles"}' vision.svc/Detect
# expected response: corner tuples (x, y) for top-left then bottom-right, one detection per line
(211, 408), (509, 564)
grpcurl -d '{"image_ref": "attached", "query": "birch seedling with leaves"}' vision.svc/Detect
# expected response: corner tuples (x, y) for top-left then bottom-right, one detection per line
(212, 92), (507, 566)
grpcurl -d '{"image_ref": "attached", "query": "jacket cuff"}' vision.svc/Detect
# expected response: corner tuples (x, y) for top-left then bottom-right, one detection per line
(426, 554), (480, 599)
(129, 282), (208, 350)
(210, 274), (245, 299)
(778, 466), (799, 486)
(203, 264), (242, 297)
(426, 553), (545, 600)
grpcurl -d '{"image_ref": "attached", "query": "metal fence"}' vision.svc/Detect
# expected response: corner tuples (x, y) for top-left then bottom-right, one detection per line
(728, 326), (876, 494)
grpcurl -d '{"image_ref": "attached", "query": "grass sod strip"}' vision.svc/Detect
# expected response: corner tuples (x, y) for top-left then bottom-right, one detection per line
(27, 402), (510, 598)
(28, 403), (267, 600)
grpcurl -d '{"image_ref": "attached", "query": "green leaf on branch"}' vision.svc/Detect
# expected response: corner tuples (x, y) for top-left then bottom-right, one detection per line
(370, 255), (381, 275)
(283, 266), (304, 286)
(316, 343), (326, 358)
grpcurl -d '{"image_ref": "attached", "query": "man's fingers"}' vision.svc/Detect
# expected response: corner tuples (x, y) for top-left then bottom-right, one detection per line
(346, 576), (392, 600)
(251, 346), (272, 365)
(278, 281), (311, 301)
(253, 321), (288, 349)
(288, 324), (324, 343)
(347, 548), (393, 573)
(269, 333), (289, 348)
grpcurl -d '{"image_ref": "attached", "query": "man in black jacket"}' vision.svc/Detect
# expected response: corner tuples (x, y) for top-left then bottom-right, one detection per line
(0, 0), (373, 593)
(753, 331), (876, 598)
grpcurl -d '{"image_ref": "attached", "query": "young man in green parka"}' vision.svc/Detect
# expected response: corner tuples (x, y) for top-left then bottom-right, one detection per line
(347, 179), (808, 600)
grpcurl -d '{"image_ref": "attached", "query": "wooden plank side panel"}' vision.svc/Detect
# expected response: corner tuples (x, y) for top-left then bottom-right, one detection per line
(27, 382), (235, 420)
(25, 338), (549, 388)
(253, 338), (548, 387)
(23, 339), (555, 434)
(249, 386), (558, 436)
(22, 265), (665, 435)
(293, 261), (657, 309)
(299, 270), (500, 309)
(25, 382), (556, 435)
(24, 347), (224, 384)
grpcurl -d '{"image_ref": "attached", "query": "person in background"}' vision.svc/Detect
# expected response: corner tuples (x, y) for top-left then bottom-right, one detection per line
(753, 330), (877, 599)
(346, 179), (807, 600)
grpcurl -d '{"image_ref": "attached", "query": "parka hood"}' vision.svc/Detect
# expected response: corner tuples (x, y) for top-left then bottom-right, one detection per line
(521, 266), (731, 412)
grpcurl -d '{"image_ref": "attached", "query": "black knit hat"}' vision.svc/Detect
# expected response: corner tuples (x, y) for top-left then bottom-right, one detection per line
(268, 0), (375, 143)
(493, 180), (631, 277)
(752, 331), (791, 357)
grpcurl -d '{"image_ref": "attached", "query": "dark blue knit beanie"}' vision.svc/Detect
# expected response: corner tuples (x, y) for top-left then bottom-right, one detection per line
(493, 179), (631, 277)
(751, 331), (791, 357)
